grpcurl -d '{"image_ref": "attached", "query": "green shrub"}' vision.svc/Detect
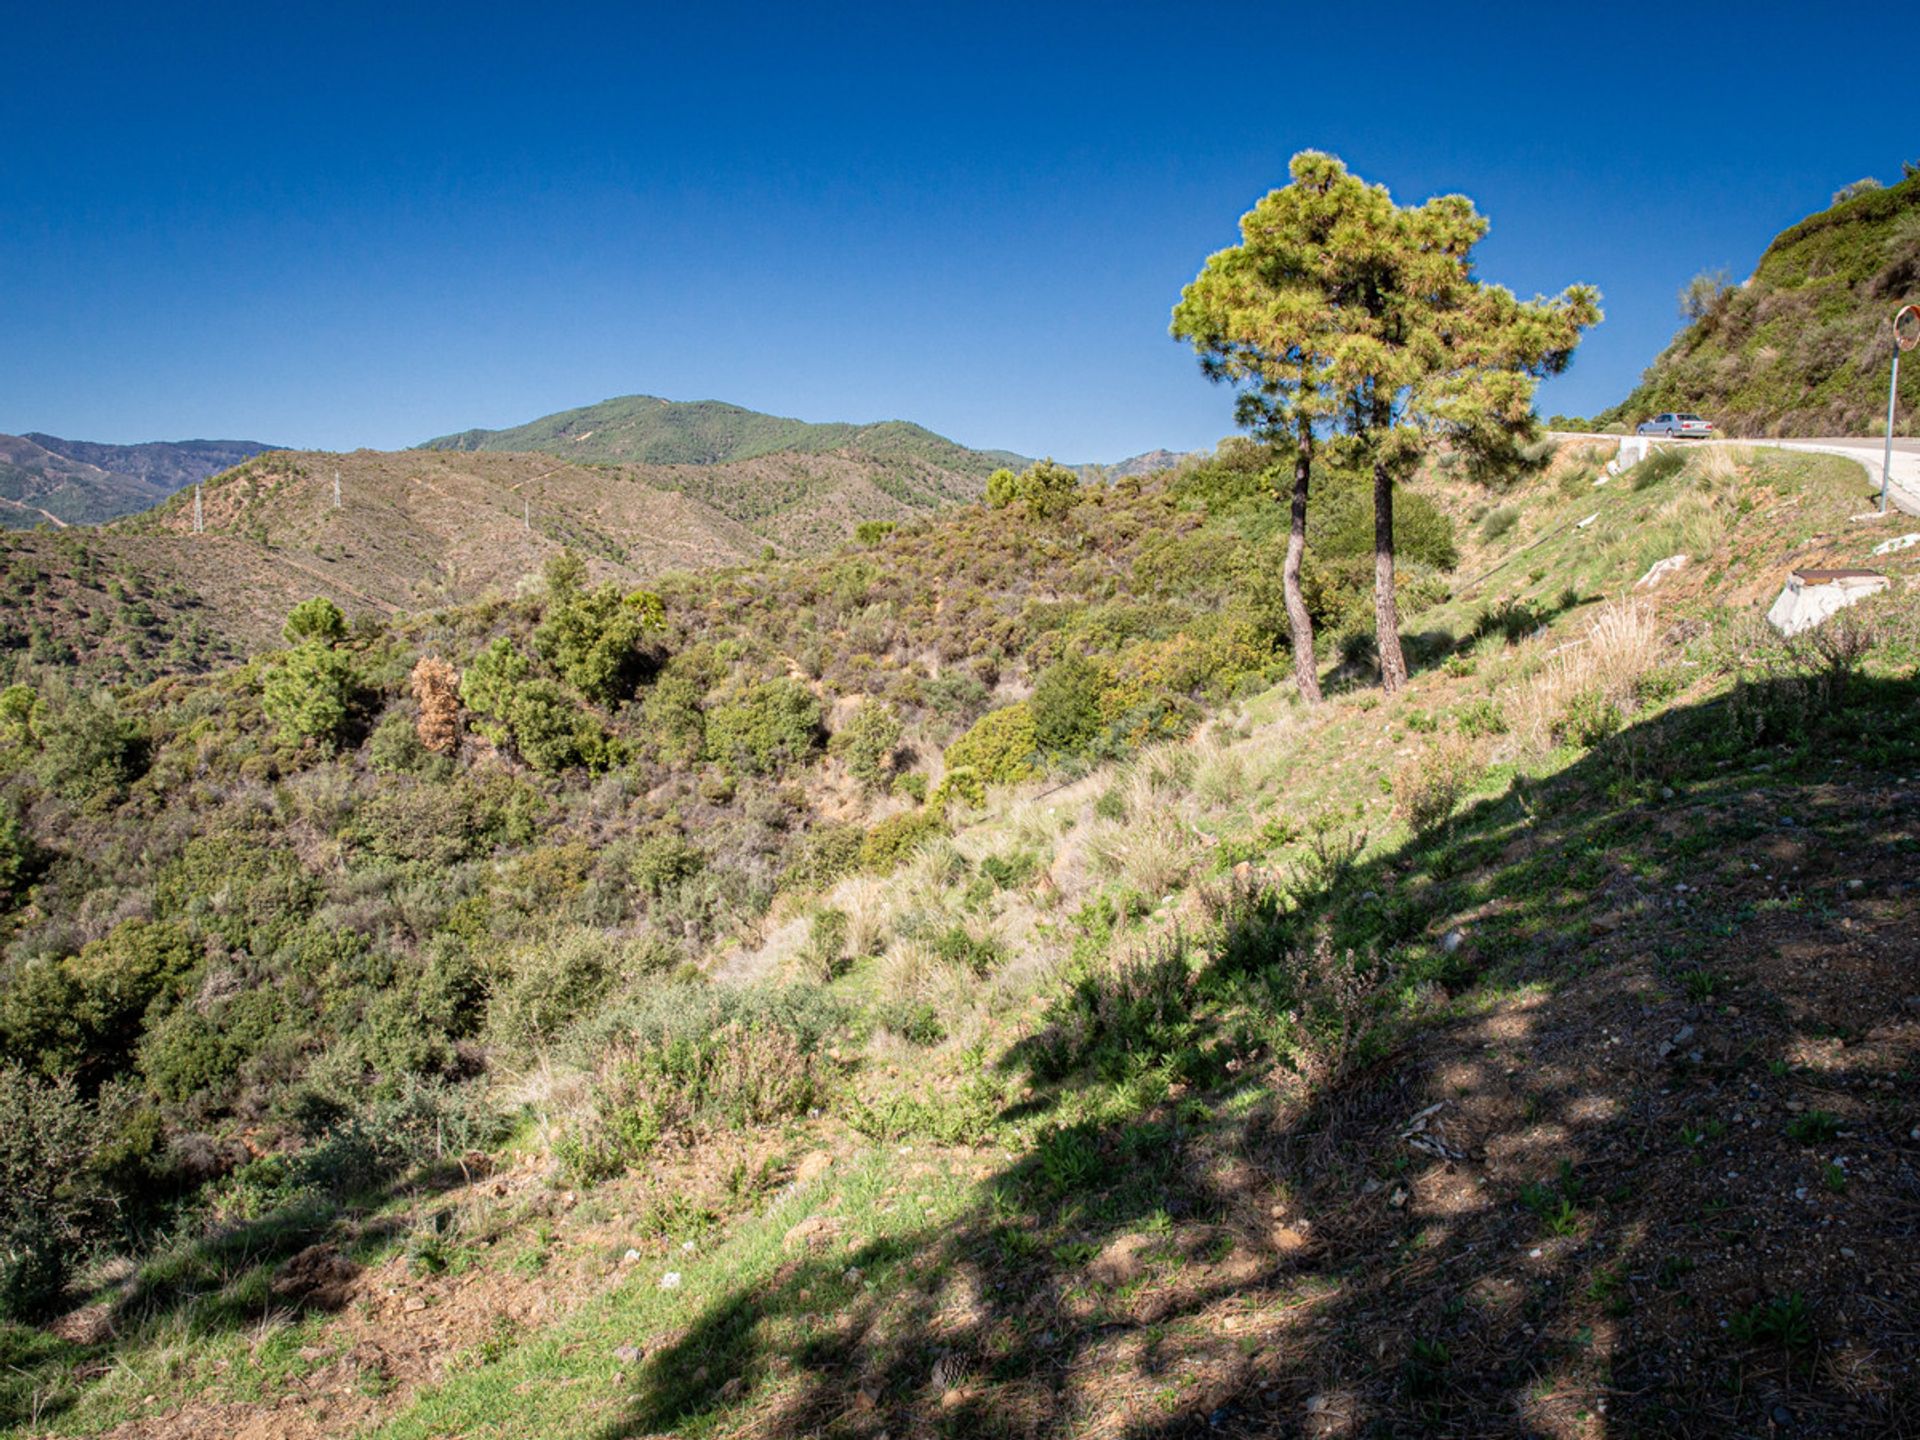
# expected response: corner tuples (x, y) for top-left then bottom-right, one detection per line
(485, 928), (626, 1053)
(36, 688), (139, 809)
(639, 674), (705, 767)
(1551, 686), (1622, 748)
(1030, 653), (1106, 754)
(788, 823), (865, 890)
(460, 637), (529, 743)
(0, 801), (34, 909)
(282, 596), (347, 646)
(805, 907), (850, 980)
(1478, 505), (1521, 543)
(860, 807), (946, 874)
(931, 923), (1001, 976)
(1453, 697), (1508, 738)
(352, 783), (479, 866)
(1012, 459), (1081, 519)
(262, 642), (357, 748)
(508, 680), (612, 773)
(557, 1003), (835, 1185)
(0, 1067), (116, 1320)
(534, 582), (664, 704)
(137, 983), (287, 1105)
(368, 707), (446, 776)
(65, 920), (198, 1068)
(943, 702), (1037, 790)
(1025, 936), (1198, 1082)
(1395, 738), (1480, 833)
(985, 468), (1017, 509)
(928, 765), (984, 810)
(853, 520), (896, 545)
(704, 678), (822, 776)
(828, 698), (902, 790)
(630, 831), (705, 899)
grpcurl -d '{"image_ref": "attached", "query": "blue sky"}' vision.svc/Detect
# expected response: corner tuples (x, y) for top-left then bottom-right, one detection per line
(2, 1), (1909, 461)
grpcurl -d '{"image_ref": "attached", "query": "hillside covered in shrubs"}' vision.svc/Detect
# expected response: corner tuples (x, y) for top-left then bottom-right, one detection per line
(1603, 171), (1920, 434)
(0, 449), (1457, 1315)
(2, 438), (1916, 1439)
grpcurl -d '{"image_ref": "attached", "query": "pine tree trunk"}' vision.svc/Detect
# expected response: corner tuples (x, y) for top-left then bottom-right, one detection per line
(1284, 424), (1321, 704)
(1373, 459), (1407, 693)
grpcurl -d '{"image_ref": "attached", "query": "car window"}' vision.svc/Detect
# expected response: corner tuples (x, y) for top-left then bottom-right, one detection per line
(1678, 414), (1701, 422)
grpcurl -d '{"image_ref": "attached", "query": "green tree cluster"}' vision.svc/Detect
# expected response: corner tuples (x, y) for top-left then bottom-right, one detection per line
(984, 459), (1081, 518)
(534, 554), (665, 705)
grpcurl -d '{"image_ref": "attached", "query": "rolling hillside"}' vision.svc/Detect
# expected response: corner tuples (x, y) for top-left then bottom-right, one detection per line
(2, 440), (1914, 1439)
(1604, 172), (1920, 434)
(0, 433), (277, 529)
(421, 393), (1027, 476)
(0, 438), (1030, 688)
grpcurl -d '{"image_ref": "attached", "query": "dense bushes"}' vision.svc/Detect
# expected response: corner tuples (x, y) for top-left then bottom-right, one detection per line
(704, 678), (822, 775)
(1030, 653), (1107, 754)
(828, 698), (901, 789)
(0, 1066), (118, 1319)
(943, 703), (1038, 792)
(533, 565), (664, 704)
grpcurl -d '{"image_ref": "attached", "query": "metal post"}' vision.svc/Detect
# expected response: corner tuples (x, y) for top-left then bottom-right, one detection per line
(333, 470), (342, 510)
(524, 497), (530, 531)
(193, 483), (203, 533)
(1885, 344), (1901, 515)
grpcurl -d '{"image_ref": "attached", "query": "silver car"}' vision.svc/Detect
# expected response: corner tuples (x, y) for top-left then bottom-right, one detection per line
(1637, 412), (1714, 439)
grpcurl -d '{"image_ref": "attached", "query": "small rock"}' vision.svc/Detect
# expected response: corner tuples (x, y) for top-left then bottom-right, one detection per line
(621, 1248), (641, 1265)
(613, 1343), (643, 1365)
(1440, 929), (1464, 955)
(1672, 1025), (1694, 1044)
(402, 1297), (428, 1314)
(659, 1271), (682, 1290)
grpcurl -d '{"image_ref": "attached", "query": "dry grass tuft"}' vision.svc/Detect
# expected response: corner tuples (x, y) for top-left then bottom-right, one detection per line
(1514, 598), (1664, 750)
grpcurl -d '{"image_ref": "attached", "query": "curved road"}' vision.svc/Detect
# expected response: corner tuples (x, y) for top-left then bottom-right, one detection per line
(1761, 436), (1920, 517)
(1558, 433), (1920, 518)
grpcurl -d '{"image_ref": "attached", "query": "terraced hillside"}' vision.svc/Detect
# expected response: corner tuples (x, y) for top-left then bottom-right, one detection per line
(2, 439), (1915, 1439)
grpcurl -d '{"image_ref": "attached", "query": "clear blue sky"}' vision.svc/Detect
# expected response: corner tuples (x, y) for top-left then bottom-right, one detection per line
(3, 1), (1910, 461)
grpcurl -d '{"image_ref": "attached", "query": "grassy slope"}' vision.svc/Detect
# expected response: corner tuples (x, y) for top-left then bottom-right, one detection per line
(420, 395), (1028, 478)
(1603, 174), (1920, 435)
(14, 443), (1916, 1439)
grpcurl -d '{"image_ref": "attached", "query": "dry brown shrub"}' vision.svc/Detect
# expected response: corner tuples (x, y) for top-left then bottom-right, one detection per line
(411, 656), (461, 753)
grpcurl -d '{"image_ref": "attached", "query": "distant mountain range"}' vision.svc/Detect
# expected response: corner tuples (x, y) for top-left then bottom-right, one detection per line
(421, 394), (1031, 477)
(0, 432), (279, 528)
(421, 393), (1189, 482)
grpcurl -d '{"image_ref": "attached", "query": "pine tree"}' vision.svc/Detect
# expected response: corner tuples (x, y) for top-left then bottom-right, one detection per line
(1175, 152), (1599, 693)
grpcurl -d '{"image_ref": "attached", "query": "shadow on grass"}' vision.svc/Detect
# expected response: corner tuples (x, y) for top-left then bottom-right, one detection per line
(597, 670), (1920, 1439)
(1, 1139), (481, 1431)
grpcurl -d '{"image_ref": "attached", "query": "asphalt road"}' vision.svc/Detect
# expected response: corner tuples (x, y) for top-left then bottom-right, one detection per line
(1555, 432), (1920, 518)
